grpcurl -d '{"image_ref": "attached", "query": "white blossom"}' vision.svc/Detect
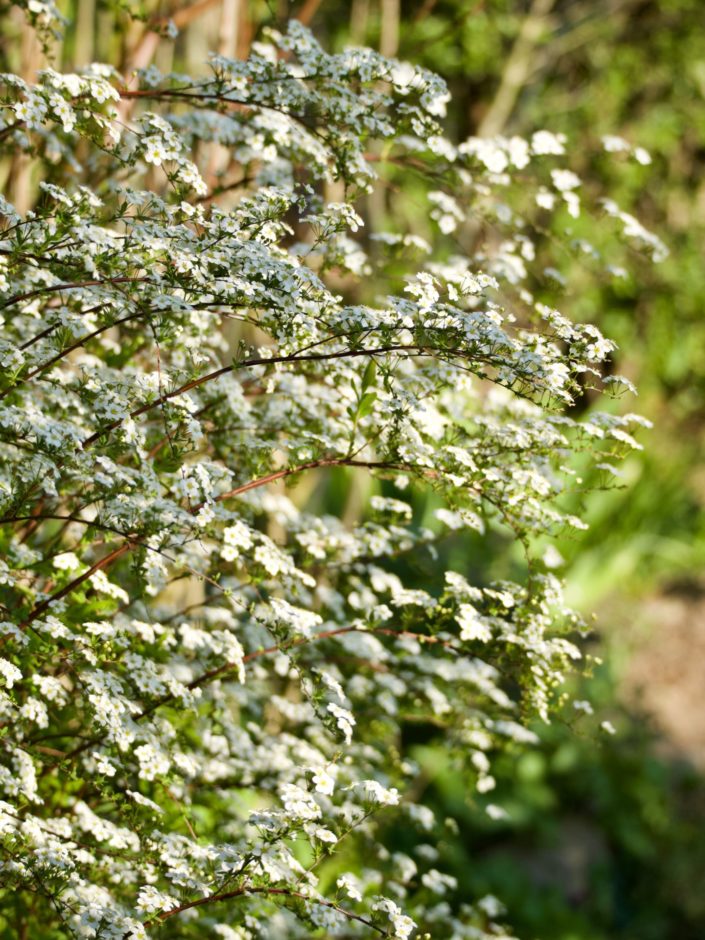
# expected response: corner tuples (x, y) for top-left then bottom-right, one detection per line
(0, 9), (654, 937)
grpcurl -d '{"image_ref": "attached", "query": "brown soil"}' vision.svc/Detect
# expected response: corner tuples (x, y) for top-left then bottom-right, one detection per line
(620, 586), (705, 766)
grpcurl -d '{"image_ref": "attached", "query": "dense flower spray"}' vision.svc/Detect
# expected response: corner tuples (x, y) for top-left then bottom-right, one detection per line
(0, 3), (663, 937)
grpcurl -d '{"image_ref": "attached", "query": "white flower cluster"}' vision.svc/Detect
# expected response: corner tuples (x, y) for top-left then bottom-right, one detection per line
(0, 6), (659, 939)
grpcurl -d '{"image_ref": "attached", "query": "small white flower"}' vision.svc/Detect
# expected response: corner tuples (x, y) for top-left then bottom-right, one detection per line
(551, 168), (581, 192)
(195, 503), (215, 527)
(53, 552), (81, 571)
(456, 604), (491, 642)
(313, 827), (337, 843)
(142, 138), (168, 166)
(485, 803), (509, 821)
(531, 130), (566, 155)
(536, 189), (556, 210)
(360, 779), (399, 806)
(312, 768), (335, 796)
(136, 885), (177, 915)
(542, 545), (564, 569)
(602, 134), (630, 153)
(0, 658), (22, 689)
(337, 873), (364, 901)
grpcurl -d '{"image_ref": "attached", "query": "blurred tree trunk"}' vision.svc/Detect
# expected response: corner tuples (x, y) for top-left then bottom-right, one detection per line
(6, 8), (42, 213)
(478, 0), (556, 137)
(366, 0), (399, 236)
(219, 0), (240, 56)
(379, 0), (400, 58)
(350, 0), (370, 44)
(74, 0), (96, 66)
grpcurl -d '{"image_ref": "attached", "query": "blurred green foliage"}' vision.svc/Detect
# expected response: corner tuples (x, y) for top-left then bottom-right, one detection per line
(404, 667), (705, 940)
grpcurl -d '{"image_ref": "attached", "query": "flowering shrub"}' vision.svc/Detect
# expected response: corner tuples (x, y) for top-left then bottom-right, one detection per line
(0, 3), (663, 938)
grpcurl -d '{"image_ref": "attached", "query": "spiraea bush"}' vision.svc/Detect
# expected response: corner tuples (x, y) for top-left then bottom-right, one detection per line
(0, 3), (664, 937)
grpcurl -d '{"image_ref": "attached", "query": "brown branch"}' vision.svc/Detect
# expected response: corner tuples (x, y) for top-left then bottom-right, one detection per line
(0, 457), (409, 647)
(115, 87), (319, 128)
(81, 344), (435, 449)
(15, 542), (131, 635)
(211, 456), (404, 505)
(18, 302), (107, 352)
(294, 0), (325, 27)
(0, 312), (139, 401)
(147, 885), (384, 933)
(118, 0), (222, 121)
(139, 620), (454, 723)
(0, 277), (148, 311)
